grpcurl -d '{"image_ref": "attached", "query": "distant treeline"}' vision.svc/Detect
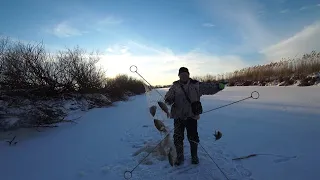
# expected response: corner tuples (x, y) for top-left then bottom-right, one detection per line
(156, 51), (320, 87)
(0, 37), (146, 100)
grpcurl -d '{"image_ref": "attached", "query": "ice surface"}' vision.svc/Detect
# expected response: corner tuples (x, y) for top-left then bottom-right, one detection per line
(1, 86), (320, 180)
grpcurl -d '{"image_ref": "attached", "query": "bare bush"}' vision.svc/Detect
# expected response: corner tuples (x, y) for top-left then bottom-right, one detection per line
(0, 37), (146, 130)
(54, 47), (106, 94)
(104, 74), (145, 101)
(0, 38), (61, 96)
(0, 38), (109, 97)
(0, 37), (145, 99)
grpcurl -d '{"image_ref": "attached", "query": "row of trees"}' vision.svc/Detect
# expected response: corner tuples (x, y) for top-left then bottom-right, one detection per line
(0, 37), (146, 99)
(0, 37), (146, 130)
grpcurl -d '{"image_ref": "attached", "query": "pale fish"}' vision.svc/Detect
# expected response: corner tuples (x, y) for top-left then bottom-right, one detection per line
(162, 133), (170, 148)
(149, 105), (157, 117)
(143, 84), (152, 92)
(154, 119), (167, 132)
(157, 101), (170, 118)
(168, 147), (174, 167)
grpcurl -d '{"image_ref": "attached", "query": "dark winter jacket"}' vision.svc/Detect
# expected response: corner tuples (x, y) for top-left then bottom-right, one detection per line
(164, 78), (223, 120)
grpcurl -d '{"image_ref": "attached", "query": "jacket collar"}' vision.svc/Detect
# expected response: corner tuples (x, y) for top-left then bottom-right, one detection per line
(179, 79), (190, 85)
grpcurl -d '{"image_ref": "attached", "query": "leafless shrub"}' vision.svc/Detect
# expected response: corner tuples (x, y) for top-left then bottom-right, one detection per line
(54, 47), (106, 94)
(0, 37), (146, 130)
(104, 74), (145, 101)
(0, 37), (144, 98)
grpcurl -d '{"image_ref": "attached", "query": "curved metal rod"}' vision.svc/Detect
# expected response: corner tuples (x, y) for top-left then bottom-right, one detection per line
(130, 65), (138, 73)
(251, 91), (260, 99)
(202, 90), (259, 114)
(127, 65), (261, 179)
(124, 170), (132, 179)
(130, 65), (165, 98)
(130, 65), (260, 115)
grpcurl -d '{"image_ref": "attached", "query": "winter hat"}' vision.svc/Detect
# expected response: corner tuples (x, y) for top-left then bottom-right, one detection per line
(178, 67), (189, 75)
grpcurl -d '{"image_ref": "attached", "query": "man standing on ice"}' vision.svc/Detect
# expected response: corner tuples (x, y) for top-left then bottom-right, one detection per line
(164, 67), (225, 165)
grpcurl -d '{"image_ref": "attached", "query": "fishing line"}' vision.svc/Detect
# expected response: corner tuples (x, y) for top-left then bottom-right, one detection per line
(124, 121), (229, 180)
(171, 130), (231, 180)
(124, 122), (183, 179)
(202, 91), (260, 114)
(130, 65), (260, 116)
(232, 153), (297, 161)
(126, 65), (260, 179)
(130, 65), (165, 98)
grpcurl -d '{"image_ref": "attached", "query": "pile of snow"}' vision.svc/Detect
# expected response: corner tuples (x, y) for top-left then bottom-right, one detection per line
(0, 93), (112, 130)
(277, 81), (285, 86)
(293, 80), (301, 86)
(315, 72), (320, 85)
(309, 72), (320, 79)
(266, 81), (280, 86)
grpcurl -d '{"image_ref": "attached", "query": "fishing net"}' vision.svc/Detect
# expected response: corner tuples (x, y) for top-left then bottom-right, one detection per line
(130, 84), (176, 167)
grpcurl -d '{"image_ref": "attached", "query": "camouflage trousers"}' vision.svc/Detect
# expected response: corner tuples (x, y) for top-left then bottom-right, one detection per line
(173, 117), (199, 160)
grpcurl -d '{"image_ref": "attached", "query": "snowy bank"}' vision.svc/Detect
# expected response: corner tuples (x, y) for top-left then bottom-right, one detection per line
(1, 86), (320, 180)
(0, 92), (136, 131)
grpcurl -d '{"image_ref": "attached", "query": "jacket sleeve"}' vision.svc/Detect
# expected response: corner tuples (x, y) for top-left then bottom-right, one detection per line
(164, 84), (175, 105)
(199, 82), (222, 96)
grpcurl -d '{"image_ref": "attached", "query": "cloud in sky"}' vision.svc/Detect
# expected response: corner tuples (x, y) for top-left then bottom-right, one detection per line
(198, 0), (279, 55)
(299, 6), (308, 11)
(47, 15), (122, 37)
(198, 0), (320, 62)
(280, 9), (289, 13)
(98, 16), (123, 25)
(202, 23), (215, 27)
(261, 21), (320, 62)
(95, 16), (123, 32)
(50, 22), (84, 38)
(4, 0), (319, 85)
(97, 41), (248, 85)
(52, 0), (320, 85)
(106, 44), (130, 55)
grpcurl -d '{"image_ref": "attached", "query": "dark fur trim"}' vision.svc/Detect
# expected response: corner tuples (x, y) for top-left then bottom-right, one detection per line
(172, 78), (199, 85)
(190, 79), (199, 84)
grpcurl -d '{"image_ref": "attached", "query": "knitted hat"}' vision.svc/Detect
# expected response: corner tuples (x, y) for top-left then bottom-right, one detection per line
(178, 67), (189, 75)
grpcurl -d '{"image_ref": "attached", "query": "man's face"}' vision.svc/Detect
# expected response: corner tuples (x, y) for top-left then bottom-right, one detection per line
(179, 72), (190, 82)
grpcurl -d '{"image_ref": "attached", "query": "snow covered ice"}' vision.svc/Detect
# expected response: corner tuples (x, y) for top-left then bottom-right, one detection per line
(1, 86), (320, 180)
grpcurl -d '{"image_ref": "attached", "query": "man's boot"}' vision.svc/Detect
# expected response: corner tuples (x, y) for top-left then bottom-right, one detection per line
(174, 144), (184, 166)
(190, 142), (199, 164)
(173, 118), (185, 166)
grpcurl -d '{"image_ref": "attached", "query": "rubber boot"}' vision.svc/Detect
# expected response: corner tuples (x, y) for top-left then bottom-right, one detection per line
(174, 145), (184, 166)
(190, 143), (199, 164)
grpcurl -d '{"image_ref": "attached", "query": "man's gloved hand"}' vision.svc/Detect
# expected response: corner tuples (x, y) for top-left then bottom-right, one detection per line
(218, 82), (225, 90)
(165, 98), (174, 105)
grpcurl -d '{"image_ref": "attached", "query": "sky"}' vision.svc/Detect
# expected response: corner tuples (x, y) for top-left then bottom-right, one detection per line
(1, 0), (320, 85)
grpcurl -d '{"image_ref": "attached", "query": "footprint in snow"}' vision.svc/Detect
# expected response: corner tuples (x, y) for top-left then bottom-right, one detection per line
(235, 164), (253, 177)
(273, 156), (297, 163)
(100, 165), (112, 174)
(78, 171), (87, 177)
